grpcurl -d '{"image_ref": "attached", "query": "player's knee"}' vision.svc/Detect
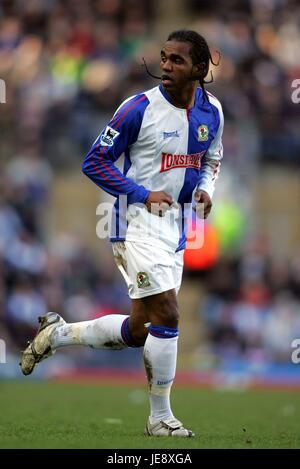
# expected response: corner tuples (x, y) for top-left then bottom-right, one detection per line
(148, 293), (179, 328)
(129, 325), (148, 346)
(159, 306), (179, 328)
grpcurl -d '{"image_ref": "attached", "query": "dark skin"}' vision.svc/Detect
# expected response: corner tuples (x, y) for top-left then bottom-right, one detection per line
(130, 40), (212, 344)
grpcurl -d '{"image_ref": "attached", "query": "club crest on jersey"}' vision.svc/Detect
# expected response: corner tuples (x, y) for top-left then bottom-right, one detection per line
(160, 151), (206, 172)
(100, 126), (120, 146)
(198, 124), (209, 141)
(137, 272), (150, 288)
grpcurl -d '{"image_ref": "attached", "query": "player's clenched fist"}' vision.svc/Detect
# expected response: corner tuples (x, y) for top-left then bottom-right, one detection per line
(145, 191), (173, 217)
(193, 189), (212, 219)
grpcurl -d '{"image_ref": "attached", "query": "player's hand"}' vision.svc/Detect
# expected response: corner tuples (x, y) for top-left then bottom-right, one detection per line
(145, 191), (173, 217)
(193, 189), (212, 219)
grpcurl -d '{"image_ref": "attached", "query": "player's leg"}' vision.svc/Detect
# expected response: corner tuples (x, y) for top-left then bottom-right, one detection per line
(141, 289), (193, 437)
(50, 296), (149, 349)
(20, 241), (150, 376)
(127, 299), (149, 346)
(142, 289), (178, 422)
(122, 241), (193, 436)
(51, 314), (129, 349)
(20, 300), (148, 376)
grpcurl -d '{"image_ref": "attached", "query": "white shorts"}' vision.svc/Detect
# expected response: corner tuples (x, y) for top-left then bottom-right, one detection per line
(112, 241), (184, 299)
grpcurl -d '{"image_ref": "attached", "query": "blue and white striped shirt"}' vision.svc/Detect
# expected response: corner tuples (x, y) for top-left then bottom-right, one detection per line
(82, 84), (224, 252)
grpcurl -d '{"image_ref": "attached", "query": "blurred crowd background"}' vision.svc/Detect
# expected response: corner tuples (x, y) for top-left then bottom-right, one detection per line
(0, 0), (300, 383)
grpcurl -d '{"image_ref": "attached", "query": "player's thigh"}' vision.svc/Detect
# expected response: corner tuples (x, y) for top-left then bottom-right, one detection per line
(174, 250), (184, 296)
(129, 298), (150, 338)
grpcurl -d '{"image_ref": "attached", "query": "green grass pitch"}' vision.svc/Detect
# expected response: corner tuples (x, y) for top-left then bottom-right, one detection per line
(0, 380), (299, 448)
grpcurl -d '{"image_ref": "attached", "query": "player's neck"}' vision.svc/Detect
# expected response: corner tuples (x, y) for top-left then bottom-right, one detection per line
(164, 83), (197, 110)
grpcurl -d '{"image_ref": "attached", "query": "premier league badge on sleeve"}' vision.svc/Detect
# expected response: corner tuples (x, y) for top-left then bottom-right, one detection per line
(198, 124), (209, 141)
(100, 126), (120, 146)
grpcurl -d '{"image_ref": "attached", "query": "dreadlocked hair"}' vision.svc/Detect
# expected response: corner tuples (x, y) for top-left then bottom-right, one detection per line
(167, 29), (220, 103)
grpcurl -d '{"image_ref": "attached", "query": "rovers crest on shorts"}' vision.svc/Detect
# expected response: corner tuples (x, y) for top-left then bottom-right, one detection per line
(137, 272), (150, 288)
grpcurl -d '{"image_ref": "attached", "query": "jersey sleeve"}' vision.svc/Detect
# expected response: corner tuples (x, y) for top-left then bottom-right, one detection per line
(82, 94), (150, 204)
(197, 102), (224, 199)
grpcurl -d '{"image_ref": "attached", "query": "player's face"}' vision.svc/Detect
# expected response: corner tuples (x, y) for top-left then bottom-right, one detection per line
(160, 40), (195, 91)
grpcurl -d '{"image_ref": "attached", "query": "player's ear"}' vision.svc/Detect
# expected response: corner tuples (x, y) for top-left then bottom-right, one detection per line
(192, 62), (207, 80)
(195, 62), (207, 77)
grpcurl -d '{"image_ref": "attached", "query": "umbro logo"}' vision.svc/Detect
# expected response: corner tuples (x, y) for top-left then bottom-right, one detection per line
(163, 130), (180, 139)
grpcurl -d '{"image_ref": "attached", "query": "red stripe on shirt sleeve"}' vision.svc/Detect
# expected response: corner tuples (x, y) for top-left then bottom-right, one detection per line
(111, 95), (147, 129)
(92, 161), (122, 189)
(94, 146), (130, 186)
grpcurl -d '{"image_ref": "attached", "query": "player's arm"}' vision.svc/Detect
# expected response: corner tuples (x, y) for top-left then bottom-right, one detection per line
(82, 95), (150, 205)
(194, 103), (224, 218)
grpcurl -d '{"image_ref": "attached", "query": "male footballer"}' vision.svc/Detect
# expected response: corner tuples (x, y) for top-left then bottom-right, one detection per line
(21, 30), (224, 438)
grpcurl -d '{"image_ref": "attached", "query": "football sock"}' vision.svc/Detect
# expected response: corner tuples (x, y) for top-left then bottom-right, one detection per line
(143, 325), (178, 421)
(50, 314), (132, 350)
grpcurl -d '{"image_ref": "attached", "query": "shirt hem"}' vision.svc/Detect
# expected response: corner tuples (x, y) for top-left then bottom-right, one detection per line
(110, 236), (178, 253)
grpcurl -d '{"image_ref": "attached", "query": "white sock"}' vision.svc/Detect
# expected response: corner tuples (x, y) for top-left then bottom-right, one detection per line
(50, 314), (129, 350)
(143, 326), (178, 422)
